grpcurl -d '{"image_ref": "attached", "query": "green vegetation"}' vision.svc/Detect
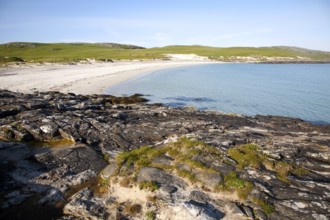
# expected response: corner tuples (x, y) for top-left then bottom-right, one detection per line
(252, 198), (276, 215)
(115, 137), (252, 199)
(176, 168), (197, 183)
(139, 181), (160, 192)
(146, 211), (156, 220)
(215, 171), (253, 200)
(1, 42), (329, 65)
(114, 138), (291, 215)
(227, 144), (303, 183)
(292, 167), (310, 175)
(228, 144), (263, 169)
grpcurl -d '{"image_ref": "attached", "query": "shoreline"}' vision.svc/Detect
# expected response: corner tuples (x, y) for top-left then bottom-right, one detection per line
(0, 61), (215, 95)
(1, 90), (329, 220)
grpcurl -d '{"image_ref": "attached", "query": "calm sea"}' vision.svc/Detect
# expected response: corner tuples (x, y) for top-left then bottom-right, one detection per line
(106, 63), (330, 124)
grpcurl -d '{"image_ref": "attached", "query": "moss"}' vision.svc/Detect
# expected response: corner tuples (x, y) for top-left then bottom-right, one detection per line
(139, 181), (160, 192)
(252, 198), (275, 215)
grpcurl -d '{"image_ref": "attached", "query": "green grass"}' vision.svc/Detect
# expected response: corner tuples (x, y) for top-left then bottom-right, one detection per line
(228, 144), (264, 169)
(1, 42), (329, 65)
(139, 181), (160, 192)
(215, 171), (254, 200)
(146, 211), (156, 220)
(252, 198), (276, 215)
(228, 144), (300, 184)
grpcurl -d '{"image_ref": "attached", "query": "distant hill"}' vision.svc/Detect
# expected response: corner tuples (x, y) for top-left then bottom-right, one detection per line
(1, 42), (329, 65)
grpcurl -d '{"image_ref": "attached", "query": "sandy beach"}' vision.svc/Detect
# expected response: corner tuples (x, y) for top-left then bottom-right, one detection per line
(0, 61), (211, 95)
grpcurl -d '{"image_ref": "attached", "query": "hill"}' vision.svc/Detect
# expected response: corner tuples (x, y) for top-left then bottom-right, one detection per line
(1, 42), (330, 65)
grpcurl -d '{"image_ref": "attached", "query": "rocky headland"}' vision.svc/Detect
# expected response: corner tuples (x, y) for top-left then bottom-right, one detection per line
(0, 90), (329, 220)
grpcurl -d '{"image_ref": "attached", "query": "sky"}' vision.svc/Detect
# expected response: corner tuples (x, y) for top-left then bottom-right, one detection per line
(0, 0), (329, 51)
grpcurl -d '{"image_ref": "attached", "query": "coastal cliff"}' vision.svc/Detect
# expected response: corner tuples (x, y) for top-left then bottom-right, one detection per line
(0, 90), (329, 220)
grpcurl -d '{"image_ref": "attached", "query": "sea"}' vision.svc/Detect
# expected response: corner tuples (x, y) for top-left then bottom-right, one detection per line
(105, 63), (330, 124)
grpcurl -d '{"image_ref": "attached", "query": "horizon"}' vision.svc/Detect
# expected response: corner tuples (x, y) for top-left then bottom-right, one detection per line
(0, 0), (329, 51)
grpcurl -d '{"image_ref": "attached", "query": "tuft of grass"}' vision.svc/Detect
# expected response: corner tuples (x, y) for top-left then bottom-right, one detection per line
(176, 168), (197, 183)
(273, 161), (293, 183)
(292, 167), (310, 175)
(146, 211), (156, 220)
(228, 144), (303, 183)
(219, 171), (254, 200)
(139, 181), (160, 192)
(252, 198), (275, 215)
(228, 144), (263, 169)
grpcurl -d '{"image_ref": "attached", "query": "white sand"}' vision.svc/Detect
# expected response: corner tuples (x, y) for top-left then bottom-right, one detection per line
(0, 61), (212, 95)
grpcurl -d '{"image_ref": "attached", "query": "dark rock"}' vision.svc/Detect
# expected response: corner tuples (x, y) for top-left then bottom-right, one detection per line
(189, 191), (211, 204)
(0, 90), (330, 219)
(63, 189), (109, 219)
(34, 144), (107, 174)
(182, 200), (225, 220)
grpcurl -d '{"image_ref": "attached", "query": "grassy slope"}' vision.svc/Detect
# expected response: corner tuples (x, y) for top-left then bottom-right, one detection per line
(1, 42), (330, 64)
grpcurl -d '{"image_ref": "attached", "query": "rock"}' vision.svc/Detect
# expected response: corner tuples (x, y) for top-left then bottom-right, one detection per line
(225, 203), (246, 216)
(189, 191), (211, 204)
(182, 200), (225, 220)
(40, 124), (56, 134)
(254, 209), (268, 220)
(33, 144), (107, 174)
(100, 163), (118, 179)
(242, 206), (255, 219)
(63, 189), (109, 219)
(1, 90), (330, 220)
(196, 172), (223, 188)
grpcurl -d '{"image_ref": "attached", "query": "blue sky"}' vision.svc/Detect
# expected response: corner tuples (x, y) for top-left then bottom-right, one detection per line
(0, 0), (329, 51)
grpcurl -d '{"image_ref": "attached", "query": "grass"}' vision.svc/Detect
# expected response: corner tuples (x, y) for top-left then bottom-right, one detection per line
(146, 211), (156, 220)
(215, 171), (254, 200)
(1, 42), (329, 65)
(292, 167), (310, 175)
(252, 198), (275, 215)
(176, 168), (197, 183)
(228, 144), (299, 183)
(113, 138), (292, 215)
(139, 181), (160, 192)
(228, 144), (263, 169)
(114, 137), (255, 200)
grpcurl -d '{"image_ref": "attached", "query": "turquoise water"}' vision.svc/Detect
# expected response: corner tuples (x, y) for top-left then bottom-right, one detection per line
(106, 64), (330, 124)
